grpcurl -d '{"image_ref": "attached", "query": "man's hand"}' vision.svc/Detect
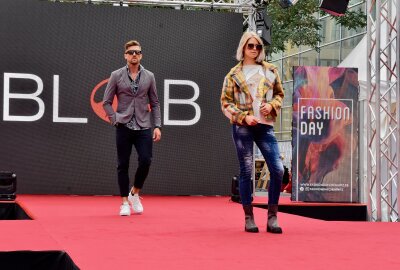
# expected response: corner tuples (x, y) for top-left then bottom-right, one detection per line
(260, 102), (273, 116)
(245, 115), (260, 126)
(153, 128), (161, 142)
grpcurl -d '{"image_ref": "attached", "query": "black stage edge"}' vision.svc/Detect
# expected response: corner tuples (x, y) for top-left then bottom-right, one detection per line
(0, 202), (31, 220)
(1, 203), (80, 269)
(253, 202), (368, 221)
(0, 251), (80, 270)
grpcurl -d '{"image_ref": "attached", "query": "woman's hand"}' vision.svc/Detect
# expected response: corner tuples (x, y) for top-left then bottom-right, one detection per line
(245, 115), (260, 126)
(260, 102), (273, 116)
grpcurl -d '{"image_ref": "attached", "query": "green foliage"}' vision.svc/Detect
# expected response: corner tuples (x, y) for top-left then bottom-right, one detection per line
(266, 0), (367, 53)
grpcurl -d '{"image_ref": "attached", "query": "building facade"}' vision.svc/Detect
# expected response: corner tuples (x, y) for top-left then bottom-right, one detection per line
(269, 0), (366, 143)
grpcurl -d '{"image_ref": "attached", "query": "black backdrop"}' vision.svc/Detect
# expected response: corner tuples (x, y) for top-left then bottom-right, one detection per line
(0, 0), (242, 195)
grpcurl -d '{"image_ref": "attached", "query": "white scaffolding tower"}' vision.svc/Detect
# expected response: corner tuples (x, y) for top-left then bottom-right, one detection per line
(366, 0), (400, 221)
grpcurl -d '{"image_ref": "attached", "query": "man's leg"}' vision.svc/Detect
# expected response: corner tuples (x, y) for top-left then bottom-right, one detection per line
(129, 129), (152, 214)
(132, 129), (153, 191)
(116, 126), (133, 203)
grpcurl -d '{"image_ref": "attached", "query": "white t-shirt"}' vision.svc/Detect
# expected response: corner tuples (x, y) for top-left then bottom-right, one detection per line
(242, 65), (272, 126)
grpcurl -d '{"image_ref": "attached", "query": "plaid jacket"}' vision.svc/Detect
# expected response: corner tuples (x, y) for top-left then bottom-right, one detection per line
(220, 61), (284, 125)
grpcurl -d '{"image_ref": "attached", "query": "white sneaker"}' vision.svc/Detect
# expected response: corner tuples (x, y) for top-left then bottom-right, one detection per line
(119, 202), (131, 216)
(128, 193), (143, 214)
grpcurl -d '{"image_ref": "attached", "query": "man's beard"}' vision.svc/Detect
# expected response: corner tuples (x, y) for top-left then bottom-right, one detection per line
(130, 59), (139, 65)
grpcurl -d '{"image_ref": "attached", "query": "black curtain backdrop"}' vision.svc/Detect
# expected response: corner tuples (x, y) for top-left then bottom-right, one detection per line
(0, 0), (243, 195)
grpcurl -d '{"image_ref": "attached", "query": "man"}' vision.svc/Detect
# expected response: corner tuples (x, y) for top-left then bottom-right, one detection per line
(103, 40), (162, 216)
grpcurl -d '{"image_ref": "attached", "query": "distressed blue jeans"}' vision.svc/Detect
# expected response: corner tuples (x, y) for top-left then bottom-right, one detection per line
(232, 124), (284, 206)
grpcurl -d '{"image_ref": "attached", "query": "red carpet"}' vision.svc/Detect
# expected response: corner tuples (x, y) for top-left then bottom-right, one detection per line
(1, 195), (400, 269)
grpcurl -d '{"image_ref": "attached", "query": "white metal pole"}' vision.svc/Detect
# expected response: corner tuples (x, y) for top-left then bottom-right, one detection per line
(366, 0), (373, 221)
(396, 0), (400, 221)
(375, 0), (382, 221)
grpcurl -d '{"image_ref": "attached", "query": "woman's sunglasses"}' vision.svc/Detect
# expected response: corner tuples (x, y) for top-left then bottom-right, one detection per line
(247, 43), (263, 51)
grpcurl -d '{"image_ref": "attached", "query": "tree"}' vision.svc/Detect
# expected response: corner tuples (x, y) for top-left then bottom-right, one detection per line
(264, 0), (367, 53)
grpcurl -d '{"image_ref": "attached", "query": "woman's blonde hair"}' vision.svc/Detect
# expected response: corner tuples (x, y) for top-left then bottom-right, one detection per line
(236, 32), (266, 63)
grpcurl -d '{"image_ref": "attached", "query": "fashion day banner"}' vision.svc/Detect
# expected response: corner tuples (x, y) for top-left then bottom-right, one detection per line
(0, 0), (242, 195)
(291, 66), (359, 202)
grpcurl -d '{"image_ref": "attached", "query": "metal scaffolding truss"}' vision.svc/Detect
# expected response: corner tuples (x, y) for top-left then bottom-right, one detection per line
(56, 0), (257, 27)
(366, 0), (400, 221)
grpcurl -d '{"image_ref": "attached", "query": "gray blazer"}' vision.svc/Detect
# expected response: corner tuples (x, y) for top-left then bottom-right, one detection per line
(103, 66), (161, 128)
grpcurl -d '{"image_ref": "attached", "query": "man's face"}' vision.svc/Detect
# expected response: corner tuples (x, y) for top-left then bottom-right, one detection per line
(124, 45), (142, 65)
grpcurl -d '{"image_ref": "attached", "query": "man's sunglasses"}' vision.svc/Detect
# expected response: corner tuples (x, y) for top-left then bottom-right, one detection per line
(125, 50), (142, 55)
(247, 43), (263, 51)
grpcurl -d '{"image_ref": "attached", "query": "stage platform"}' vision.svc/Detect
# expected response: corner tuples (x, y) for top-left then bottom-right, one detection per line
(1, 195), (399, 270)
(253, 193), (368, 221)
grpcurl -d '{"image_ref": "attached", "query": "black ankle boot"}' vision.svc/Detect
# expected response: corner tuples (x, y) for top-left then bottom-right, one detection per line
(243, 205), (259, 233)
(267, 204), (282, 234)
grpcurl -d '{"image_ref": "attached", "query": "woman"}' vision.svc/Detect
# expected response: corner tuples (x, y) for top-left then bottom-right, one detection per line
(221, 32), (284, 233)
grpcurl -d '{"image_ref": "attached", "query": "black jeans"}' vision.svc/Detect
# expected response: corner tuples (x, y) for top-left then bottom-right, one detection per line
(116, 125), (152, 197)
